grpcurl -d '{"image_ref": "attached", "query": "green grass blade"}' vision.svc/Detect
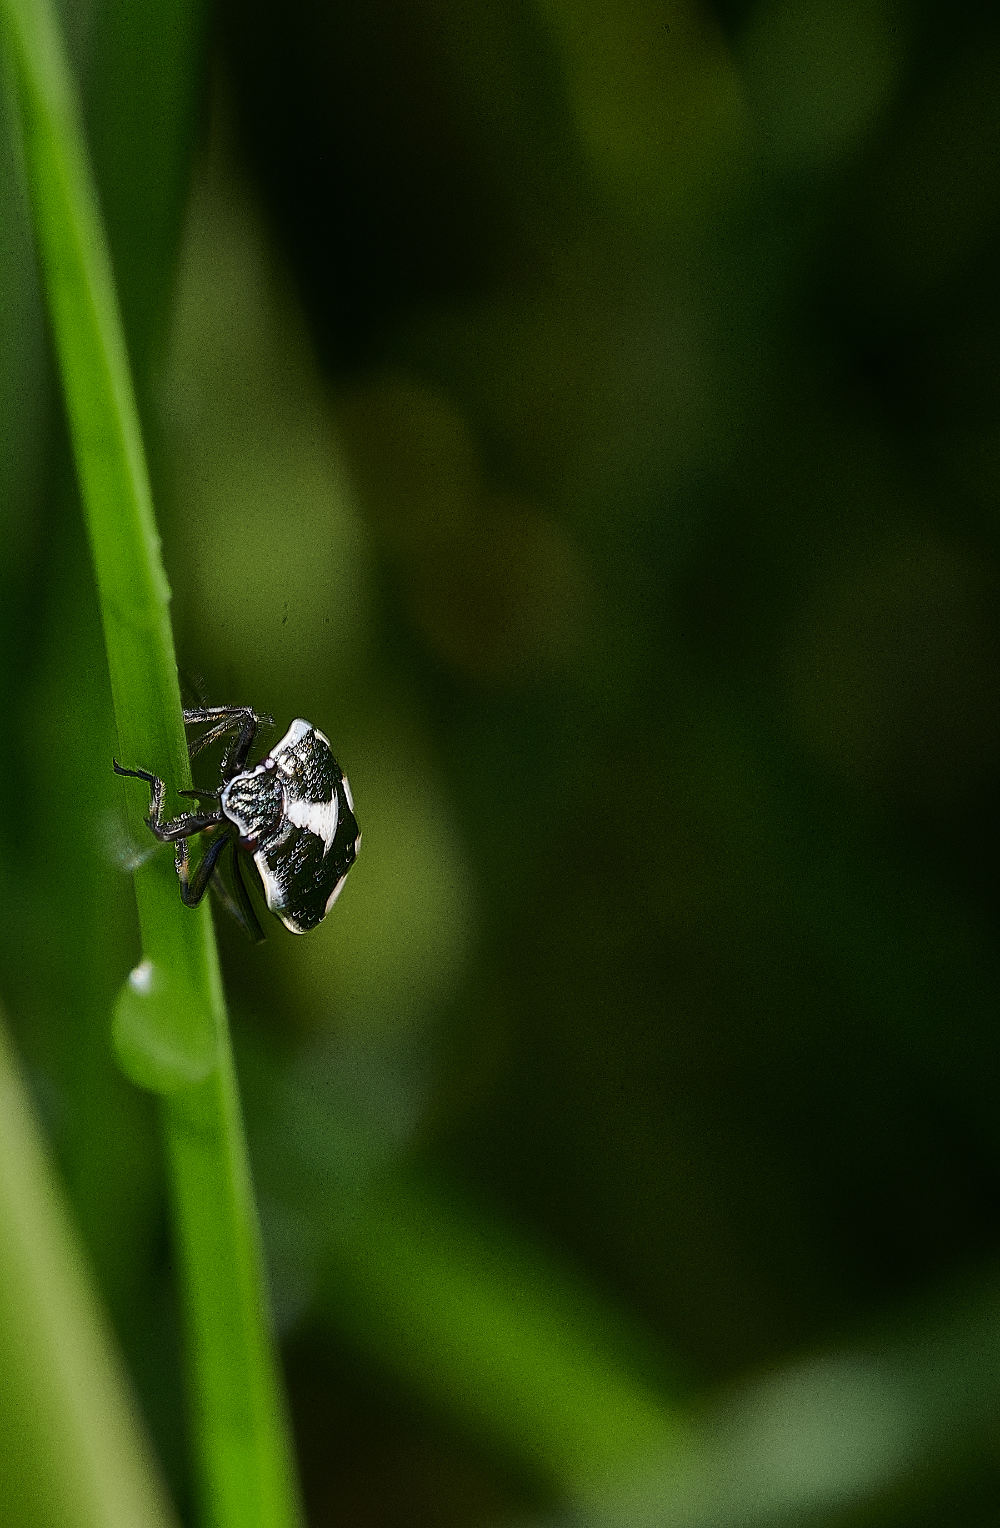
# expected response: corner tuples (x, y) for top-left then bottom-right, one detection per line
(164, 1069), (303, 1528)
(0, 1012), (178, 1528)
(0, 2), (303, 1524)
(1, 0), (209, 1088)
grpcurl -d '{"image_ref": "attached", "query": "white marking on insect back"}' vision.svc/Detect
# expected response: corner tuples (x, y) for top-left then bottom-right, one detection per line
(277, 718), (313, 751)
(324, 876), (347, 915)
(253, 854), (287, 911)
(343, 774), (355, 812)
(285, 792), (339, 854)
(253, 858), (310, 934)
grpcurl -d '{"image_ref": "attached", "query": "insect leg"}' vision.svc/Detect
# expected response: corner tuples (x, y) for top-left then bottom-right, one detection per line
(113, 761), (222, 842)
(115, 754), (263, 943)
(183, 706), (274, 780)
(223, 710), (263, 779)
(175, 827), (231, 908)
(183, 707), (255, 760)
(224, 844), (265, 943)
(182, 705), (259, 727)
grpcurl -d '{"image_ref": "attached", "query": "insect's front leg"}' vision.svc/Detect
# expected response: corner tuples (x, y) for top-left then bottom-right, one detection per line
(113, 761), (223, 841)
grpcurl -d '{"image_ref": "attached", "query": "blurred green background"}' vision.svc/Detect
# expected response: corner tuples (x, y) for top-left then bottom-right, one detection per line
(3, 0), (1000, 1522)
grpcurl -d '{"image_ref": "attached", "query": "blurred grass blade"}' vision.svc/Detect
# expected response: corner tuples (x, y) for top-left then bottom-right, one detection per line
(0, 1011), (178, 1528)
(320, 1171), (688, 1496)
(521, 1269), (1000, 1528)
(0, 1), (303, 1524)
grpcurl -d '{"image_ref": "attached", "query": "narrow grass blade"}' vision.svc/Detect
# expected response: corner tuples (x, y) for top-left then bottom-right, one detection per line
(0, 2), (303, 1523)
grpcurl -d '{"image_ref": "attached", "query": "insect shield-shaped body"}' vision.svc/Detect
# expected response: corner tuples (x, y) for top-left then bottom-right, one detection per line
(222, 719), (360, 933)
(114, 708), (360, 941)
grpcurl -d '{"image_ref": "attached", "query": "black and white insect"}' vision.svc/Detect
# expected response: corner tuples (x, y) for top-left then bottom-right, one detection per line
(114, 707), (360, 941)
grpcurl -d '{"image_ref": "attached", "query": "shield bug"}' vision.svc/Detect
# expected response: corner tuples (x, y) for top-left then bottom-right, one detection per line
(114, 707), (360, 941)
